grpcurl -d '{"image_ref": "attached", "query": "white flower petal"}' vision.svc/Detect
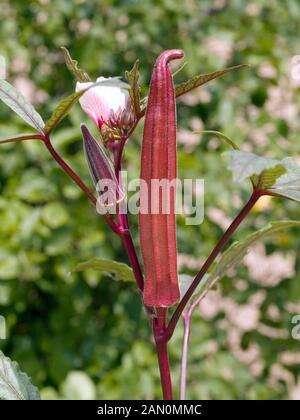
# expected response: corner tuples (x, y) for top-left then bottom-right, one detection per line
(96, 76), (129, 90)
(78, 87), (110, 127)
(76, 76), (130, 128)
(75, 81), (94, 92)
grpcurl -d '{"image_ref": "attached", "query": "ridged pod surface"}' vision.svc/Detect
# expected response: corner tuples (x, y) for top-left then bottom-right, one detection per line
(139, 49), (184, 307)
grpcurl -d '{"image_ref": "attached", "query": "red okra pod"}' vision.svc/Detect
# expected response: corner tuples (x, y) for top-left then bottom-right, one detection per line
(139, 49), (184, 307)
(81, 123), (124, 208)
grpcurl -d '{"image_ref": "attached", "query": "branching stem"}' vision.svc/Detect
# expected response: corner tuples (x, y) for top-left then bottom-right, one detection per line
(43, 136), (119, 233)
(164, 189), (262, 342)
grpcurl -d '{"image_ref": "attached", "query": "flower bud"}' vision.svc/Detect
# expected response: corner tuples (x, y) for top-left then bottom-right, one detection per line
(76, 77), (135, 145)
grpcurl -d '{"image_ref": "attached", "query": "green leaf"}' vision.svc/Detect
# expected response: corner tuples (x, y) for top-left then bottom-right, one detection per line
(125, 60), (141, 116)
(72, 258), (135, 282)
(0, 350), (40, 400)
(44, 80), (125, 135)
(200, 135), (285, 190)
(139, 64), (249, 116)
(61, 46), (91, 82)
(270, 157), (300, 201)
(175, 64), (249, 97)
(44, 90), (88, 135)
(0, 79), (45, 132)
(192, 220), (300, 305)
(197, 132), (286, 191)
(257, 165), (287, 189)
(225, 150), (288, 190)
(199, 130), (240, 150)
(225, 151), (300, 200)
(0, 133), (41, 144)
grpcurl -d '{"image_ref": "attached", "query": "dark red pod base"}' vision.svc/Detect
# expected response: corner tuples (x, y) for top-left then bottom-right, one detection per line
(139, 49), (184, 307)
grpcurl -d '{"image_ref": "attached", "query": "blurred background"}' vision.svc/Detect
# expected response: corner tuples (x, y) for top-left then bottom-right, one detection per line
(0, 0), (300, 400)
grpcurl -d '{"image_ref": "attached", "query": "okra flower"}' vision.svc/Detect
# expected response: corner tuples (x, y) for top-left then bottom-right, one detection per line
(76, 77), (135, 144)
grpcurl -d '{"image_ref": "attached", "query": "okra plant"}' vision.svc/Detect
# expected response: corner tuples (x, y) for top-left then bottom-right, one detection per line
(0, 47), (300, 400)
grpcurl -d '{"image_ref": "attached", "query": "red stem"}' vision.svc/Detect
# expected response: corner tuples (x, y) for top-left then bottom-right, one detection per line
(164, 189), (262, 341)
(113, 138), (170, 397)
(43, 137), (119, 233)
(120, 230), (144, 292)
(155, 340), (173, 400)
(45, 123), (169, 399)
(112, 140), (146, 295)
(153, 308), (173, 400)
(44, 134), (147, 302)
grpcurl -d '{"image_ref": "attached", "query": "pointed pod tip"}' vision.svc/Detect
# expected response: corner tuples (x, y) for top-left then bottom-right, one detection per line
(80, 123), (92, 141)
(80, 122), (87, 131)
(81, 124), (98, 156)
(156, 49), (185, 67)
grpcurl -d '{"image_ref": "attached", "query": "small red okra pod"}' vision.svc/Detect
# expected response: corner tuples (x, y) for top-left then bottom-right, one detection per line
(139, 49), (184, 307)
(81, 124), (124, 208)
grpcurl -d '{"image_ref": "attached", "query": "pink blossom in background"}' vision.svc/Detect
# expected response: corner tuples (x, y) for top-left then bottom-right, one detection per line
(206, 37), (233, 62)
(244, 243), (295, 286)
(207, 207), (231, 231)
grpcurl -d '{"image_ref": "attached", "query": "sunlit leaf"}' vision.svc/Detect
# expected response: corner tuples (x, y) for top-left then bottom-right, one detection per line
(255, 165), (287, 190)
(270, 157), (300, 201)
(225, 150), (300, 201)
(0, 79), (45, 132)
(226, 151), (287, 190)
(44, 90), (88, 135)
(139, 64), (248, 116)
(175, 64), (249, 97)
(72, 258), (135, 282)
(44, 80), (128, 135)
(61, 46), (91, 82)
(225, 151), (284, 184)
(0, 351), (40, 400)
(192, 220), (300, 305)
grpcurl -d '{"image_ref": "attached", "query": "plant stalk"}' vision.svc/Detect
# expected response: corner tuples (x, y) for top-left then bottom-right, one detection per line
(112, 141), (145, 293)
(119, 230), (144, 292)
(180, 310), (191, 400)
(164, 189), (262, 341)
(153, 308), (173, 400)
(155, 340), (173, 400)
(44, 137), (119, 233)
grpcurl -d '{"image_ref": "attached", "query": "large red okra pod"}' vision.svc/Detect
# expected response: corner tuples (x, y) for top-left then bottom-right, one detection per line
(139, 49), (184, 307)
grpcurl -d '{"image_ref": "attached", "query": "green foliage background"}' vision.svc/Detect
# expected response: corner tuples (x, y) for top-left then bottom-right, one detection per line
(0, 0), (300, 399)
